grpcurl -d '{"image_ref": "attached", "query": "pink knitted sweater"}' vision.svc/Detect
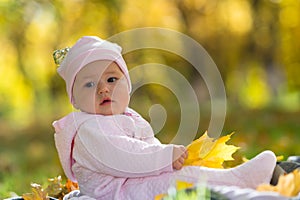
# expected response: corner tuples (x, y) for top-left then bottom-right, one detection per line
(53, 108), (176, 199)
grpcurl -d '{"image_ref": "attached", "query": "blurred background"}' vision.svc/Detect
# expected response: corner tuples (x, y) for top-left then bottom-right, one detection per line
(0, 0), (299, 197)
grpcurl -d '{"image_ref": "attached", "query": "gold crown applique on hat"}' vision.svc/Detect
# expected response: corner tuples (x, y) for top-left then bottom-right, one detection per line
(53, 47), (70, 66)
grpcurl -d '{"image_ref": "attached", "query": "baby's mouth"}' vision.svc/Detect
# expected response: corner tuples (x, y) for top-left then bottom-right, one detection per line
(100, 97), (112, 105)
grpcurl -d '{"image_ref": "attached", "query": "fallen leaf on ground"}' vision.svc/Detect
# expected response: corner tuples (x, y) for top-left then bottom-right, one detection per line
(22, 183), (48, 200)
(22, 176), (79, 200)
(257, 169), (300, 197)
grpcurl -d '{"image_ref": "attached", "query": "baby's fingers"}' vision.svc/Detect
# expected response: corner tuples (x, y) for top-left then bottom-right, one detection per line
(173, 160), (183, 170)
(183, 150), (188, 159)
(178, 156), (185, 165)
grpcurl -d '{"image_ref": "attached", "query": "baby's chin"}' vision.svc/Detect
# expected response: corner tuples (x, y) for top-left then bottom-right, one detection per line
(78, 106), (127, 116)
(93, 109), (126, 116)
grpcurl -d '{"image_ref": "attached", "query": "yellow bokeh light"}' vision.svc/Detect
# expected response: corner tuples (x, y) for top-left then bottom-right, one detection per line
(280, 6), (299, 28)
(218, 0), (253, 35)
(239, 65), (271, 109)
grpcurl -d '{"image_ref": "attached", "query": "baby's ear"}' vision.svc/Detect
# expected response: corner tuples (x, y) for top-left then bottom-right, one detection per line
(72, 97), (79, 109)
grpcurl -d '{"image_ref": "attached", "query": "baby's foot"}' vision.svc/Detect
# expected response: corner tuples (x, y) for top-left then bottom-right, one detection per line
(227, 150), (277, 188)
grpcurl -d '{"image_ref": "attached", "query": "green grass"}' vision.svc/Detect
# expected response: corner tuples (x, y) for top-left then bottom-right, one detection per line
(0, 123), (64, 199)
(223, 108), (300, 159)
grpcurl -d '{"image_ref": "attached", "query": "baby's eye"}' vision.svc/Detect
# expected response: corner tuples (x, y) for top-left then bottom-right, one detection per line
(107, 77), (118, 83)
(84, 82), (96, 88)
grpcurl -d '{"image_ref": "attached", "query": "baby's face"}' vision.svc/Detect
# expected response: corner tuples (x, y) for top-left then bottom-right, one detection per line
(72, 60), (130, 115)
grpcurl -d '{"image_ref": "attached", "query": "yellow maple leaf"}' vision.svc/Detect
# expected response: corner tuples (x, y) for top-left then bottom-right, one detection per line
(45, 176), (63, 197)
(22, 183), (48, 200)
(154, 193), (166, 200)
(257, 169), (300, 197)
(22, 176), (80, 200)
(184, 131), (240, 168)
(176, 180), (194, 190)
(154, 180), (194, 200)
(276, 155), (284, 162)
(65, 179), (79, 192)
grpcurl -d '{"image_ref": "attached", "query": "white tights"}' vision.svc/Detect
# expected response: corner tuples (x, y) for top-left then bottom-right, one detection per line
(176, 150), (277, 189)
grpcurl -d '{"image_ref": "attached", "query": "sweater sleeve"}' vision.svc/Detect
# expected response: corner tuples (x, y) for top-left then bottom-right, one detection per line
(72, 119), (174, 178)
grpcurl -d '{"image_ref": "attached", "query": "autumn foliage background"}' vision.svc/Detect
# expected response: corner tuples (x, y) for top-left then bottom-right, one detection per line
(0, 0), (300, 198)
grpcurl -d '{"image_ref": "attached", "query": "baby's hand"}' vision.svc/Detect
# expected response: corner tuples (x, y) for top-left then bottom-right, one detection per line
(172, 145), (188, 170)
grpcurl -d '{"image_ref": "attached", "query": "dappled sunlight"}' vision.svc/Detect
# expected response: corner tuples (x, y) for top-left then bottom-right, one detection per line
(218, 0), (253, 35)
(0, 40), (34, 127)
(277, 90), (300, 111)
(239, 64), (272, 109)
(120, 0), (182, 30)
(279, 0), (300, 28)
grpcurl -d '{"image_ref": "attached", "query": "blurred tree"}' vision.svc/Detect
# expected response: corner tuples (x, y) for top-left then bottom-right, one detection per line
(278, 0), (300, 90)
(0, 0), (299, 127)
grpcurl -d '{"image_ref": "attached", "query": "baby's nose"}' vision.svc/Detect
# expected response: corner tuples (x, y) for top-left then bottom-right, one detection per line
(97, 84), (109, 94)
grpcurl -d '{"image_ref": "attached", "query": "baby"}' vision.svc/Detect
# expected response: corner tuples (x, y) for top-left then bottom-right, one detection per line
(53, 36), (277, 200)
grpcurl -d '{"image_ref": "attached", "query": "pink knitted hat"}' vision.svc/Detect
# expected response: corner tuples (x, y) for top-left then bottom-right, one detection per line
(56, 36), (131, 104)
